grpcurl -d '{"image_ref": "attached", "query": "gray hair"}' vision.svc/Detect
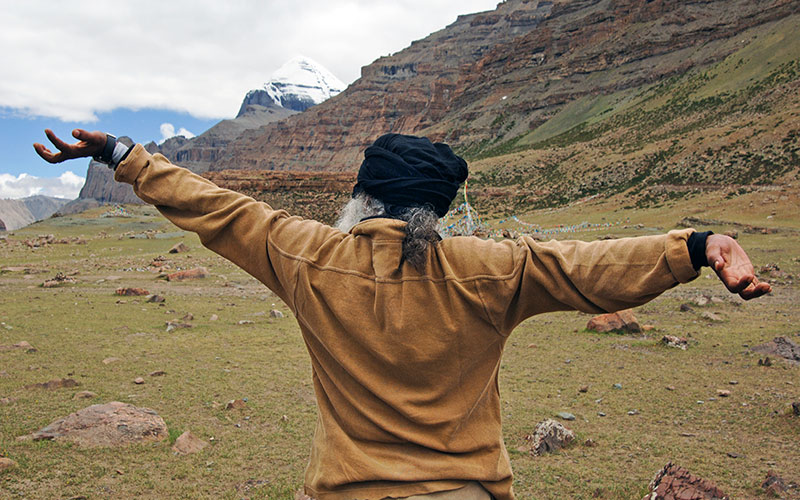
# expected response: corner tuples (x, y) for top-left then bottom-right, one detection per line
(336, 193), (441, 271)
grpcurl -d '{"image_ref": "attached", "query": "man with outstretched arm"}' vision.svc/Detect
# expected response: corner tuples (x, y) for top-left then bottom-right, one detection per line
(35, 129), (770, 500)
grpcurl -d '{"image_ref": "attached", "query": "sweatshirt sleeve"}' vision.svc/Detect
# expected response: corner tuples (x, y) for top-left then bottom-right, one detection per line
(114, 144), (338, 308)
(476, 230), (699, 334)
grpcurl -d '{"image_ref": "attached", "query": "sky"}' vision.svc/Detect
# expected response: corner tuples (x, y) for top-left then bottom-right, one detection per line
(0, 0), (501, 200)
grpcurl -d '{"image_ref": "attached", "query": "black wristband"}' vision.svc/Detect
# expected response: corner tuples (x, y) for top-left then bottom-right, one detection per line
(93, 134), (117, 164)
(687, 231), (713, 270)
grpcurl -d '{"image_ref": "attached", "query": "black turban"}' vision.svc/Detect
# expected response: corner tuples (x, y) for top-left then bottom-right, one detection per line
(353, 133), (468, 217)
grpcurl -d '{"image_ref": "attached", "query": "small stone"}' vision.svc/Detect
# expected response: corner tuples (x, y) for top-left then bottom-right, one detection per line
(13, 341), (37, 353)
(627, 409), (639, 416)
(579, 385), (589, 393)
(661, 335), (689, 350)
(642, 324), (655, 332)
(726, 452), (742, 458)
(679, 303), (694, 312)
(209, 314), (219, 321)
(697, 400), (705, 404)
(24, 378), (79, 390)
(556, 412), (576, 421)
(584, 439), (597, 447)
(758, 357), (773, 367)
(717, 390), (731, 397)
(1, 397), (17, 405)
(613, 383), (622, 390)
(133, 377), (145, 385)
(73, 391), (97, 400)
(146, 294), (165, 303)
(225, 399), (247, 410)
(597, 412), (606, 417)
(165, 321), (192, 332)
(172, 431), (208, 455)
(149, 370), (166, 377)
(0, 457), (17, 472)
(182, 313), (194, 321)
(693, 295), (710, 306)
(666, 385), (675, 391)
(115, 287), (149, 296)
(729, 380), (739, 385)
(102, 357), (121, 365)
(792, 402), (800, 416)
(700, 311), (723, 322)
(270, 309), (284, 319)
(237, 320), (254, 325)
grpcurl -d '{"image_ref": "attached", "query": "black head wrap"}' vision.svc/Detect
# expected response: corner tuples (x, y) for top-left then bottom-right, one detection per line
(352, 133), (468, 217)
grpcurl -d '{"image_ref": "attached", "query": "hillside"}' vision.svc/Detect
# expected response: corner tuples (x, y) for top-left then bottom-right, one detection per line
(205, 0), (799, 219)
(0, 195), (70, 231)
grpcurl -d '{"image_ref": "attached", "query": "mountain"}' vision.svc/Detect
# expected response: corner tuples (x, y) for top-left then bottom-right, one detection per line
(238, 56), (346, 114)
(0, 195), (70, 231)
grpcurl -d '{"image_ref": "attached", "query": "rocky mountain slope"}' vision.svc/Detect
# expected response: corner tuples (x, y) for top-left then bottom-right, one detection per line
(206, 0), (799, 217)
(0, 195), (69, 231)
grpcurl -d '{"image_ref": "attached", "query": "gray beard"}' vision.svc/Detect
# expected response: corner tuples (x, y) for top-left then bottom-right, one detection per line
(335, 194), (385, 233)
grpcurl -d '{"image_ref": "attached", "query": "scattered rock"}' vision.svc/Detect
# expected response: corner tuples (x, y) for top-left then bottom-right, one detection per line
(751, 337), (800, 363)
(270, 309), (284, 319)
(166, 267), (208, 281)
(133, 377), (145, 385)
(41, 272), (76, 288)
(524, 419), (575, 456)
(149, 370), (166, 377)
(586, 309), (641, 334)
(717, 390), (731, 398)
(729, 380), (738, 385)
(19, 402), (167, 447)
(665, 386), (675, 391)
(679, 303), (694, 313)
(584, 439), (597, 447)
(661, 335), (689, 350)
(758, 357), (773, 367)
(172, 431), (208, 455)
(628, 409), (640, 416)
(642, 324), (656, 332)
(792, 402), (800, 417)
(0, 457), (17, 472)
(613, 383), (623, 390)
(209, 314), (219, 321)
(146, 294), (165, 303)
(762, 471), (787, 497)
(643, 462), (729, 500)
(115, 287), (149, 296)
(556, 411), (576, 421)
(182, 313), (193, 321)
(226, 399), (247, 410)
(165, 321), (192, 332)
(73, 391), (97, 400)
(700, 311), (723, 322)
(1, 397), (17, 405)
(579, 385), (589, 393)
(102, 357), (121, 365)
(237, 320), (254, 325)
(24, 378), (79, 390)
(168, 242), (189, 254)
(692, 295), (711, 307)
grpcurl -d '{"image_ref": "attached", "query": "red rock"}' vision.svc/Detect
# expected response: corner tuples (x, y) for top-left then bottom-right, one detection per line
(586, 309), (641, 334)
(115, 287), (149, 296)
(762, 471), (787, 497)
(166, 267), (208, 281)
(226, 399), (247, 410)
(172, 431), (208, 455)
(644, 462), (729, 500)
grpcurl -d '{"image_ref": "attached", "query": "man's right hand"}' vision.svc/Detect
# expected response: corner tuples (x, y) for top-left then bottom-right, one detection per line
(33, 129), (106, 164)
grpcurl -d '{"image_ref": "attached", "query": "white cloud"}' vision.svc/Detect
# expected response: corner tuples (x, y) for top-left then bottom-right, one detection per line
(0, 0), (500, 122)
(0, 171), (85, 200)
(159, 123), (196, 144)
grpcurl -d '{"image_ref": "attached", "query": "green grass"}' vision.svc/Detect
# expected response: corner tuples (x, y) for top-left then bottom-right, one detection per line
(1, 199), (799, 499)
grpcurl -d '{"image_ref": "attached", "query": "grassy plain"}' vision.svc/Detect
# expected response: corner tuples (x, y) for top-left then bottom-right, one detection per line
(1, 192), (798, 499)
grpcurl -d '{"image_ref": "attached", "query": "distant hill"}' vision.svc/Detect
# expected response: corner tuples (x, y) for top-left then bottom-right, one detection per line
(0, 195), (69, 231)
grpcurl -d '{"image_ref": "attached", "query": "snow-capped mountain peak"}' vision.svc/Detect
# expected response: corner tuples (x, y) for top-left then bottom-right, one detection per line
(241, 56), (346, 114)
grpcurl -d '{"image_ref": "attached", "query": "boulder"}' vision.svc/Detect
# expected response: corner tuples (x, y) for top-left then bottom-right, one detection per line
(524, 419), (575, 456)
(166, 267), (208, 281)
(643, 462), (728, 500)
(168, 242), (189, 253)
(20, 402), (167, 447)
(586, 309), (641, 334)
(172, 431), (208, 455)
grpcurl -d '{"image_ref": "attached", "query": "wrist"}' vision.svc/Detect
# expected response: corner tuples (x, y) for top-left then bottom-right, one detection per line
(687, 230), (713, 270)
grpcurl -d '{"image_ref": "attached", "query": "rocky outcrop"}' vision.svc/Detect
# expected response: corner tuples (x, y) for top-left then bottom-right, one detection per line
(644, 462), (729, 500)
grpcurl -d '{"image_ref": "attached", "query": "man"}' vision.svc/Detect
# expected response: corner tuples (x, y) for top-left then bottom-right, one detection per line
(35, 129), (769, 500)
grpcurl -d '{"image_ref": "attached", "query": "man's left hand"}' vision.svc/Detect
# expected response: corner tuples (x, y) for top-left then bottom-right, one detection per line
(33, 129), (106, 164)
(706, 234), (771, 300)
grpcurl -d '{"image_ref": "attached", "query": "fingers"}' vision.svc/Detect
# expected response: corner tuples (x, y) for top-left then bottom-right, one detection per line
(45, 128), (73, 153)
(739, 280), (772, 300)
(32, 142), (62, 163)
